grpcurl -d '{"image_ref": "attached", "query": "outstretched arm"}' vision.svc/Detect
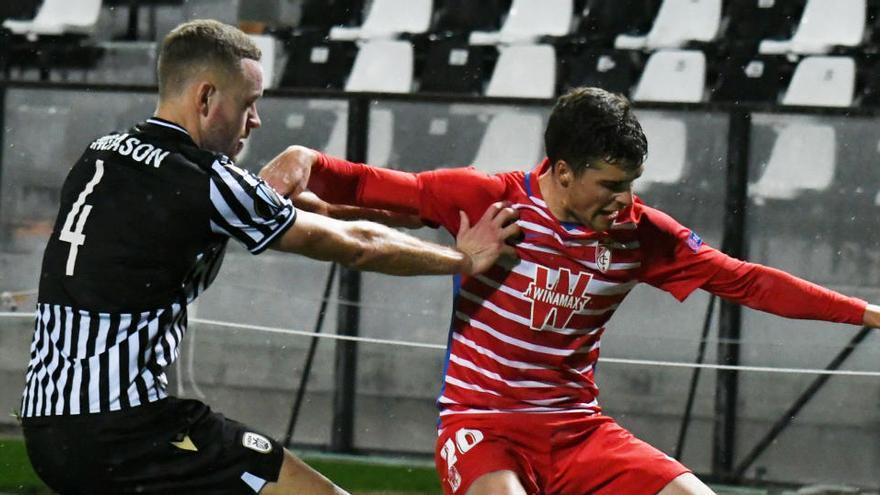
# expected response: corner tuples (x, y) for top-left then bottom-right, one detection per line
(294, 191), (423, 229)
(271, 202), (518, 276)
(259, 145), (507, 233)
(638, 206), (877, 327)
(700, 257), (872, 326)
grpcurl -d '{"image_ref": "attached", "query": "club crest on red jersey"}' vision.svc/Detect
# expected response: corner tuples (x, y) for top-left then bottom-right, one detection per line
(596, 245), (612, 273)
(522, 266), (592, 331)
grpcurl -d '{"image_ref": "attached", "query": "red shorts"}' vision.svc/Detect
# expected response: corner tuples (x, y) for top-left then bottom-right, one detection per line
(434, 413), (689, 495)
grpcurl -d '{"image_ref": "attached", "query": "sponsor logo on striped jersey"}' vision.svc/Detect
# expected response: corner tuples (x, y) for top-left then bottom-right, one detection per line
(522, 266), (592, 331)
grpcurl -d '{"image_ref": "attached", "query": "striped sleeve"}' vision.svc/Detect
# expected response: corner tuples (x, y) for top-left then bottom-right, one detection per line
(207, 159), (296, 254)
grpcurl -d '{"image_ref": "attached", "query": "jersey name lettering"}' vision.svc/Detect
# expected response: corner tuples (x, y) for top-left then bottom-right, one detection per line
(89, 133), (171, 168)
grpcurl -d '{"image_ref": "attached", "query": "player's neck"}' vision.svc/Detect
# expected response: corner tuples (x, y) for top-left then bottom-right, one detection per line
(537, 168), (574, 223)
(154, 100), (202, 148)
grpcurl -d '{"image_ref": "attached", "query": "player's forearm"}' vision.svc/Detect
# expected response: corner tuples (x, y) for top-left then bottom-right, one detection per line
(704, 262), (867, 325)
(344, 220), (469, 275)
(294, 191), (422, 228)
(327, 204), (424, 229)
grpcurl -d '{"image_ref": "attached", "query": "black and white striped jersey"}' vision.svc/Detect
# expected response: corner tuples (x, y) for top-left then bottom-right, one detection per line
(21, 117), (296, 419)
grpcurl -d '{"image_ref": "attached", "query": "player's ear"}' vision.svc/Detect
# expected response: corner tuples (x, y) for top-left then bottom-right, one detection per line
(556, 160), (574, 188)
(196, 82), (216, 117)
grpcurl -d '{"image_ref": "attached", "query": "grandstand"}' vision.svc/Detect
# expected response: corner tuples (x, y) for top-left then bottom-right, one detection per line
(1, 1), (879, 493)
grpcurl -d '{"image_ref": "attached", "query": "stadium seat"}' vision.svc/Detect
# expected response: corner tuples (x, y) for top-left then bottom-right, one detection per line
(781, 56), (855, 107)
(368, 108), (395, 166)
(560, 48), (640, 96)
(712, 56), (788, 103)
(432, 0), (507, 33)
(103, 0), (183, 41)
(578, 0), (661, 45)
(345, 40), (414, 93)
(485, 44), (556, 98)
(419, 39), (493, 94)
(725, 0), (805, 44)
(3, 0), (102, 38)
(330, 0), (433, 40)
(759, 0), (866, 54)
(615, 0), (722, 50)
(299, 0), (364, 32)
(470, 0), (574, 45)
(0, 0), (41, 24)
(750, 123), (836, 200)
(391, 110), (488, 169)
(632, 50), (705, 103)
(637, 114), (688, 186)
(279, 37), (356, 89)
(249, 34), (277, 89)
(472, 112), (545, 174)
(858, 59), (880, 107)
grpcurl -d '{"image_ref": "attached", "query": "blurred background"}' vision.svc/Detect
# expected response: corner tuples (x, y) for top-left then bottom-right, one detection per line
(0, 0), (879, 493)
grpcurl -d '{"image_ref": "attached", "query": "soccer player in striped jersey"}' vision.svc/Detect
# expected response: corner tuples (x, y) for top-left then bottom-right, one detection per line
(262, 87), (880, 495)
(19, 20), (519, 495)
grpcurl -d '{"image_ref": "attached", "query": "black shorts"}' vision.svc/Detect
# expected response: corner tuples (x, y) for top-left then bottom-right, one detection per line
(22, 397), (285, 495)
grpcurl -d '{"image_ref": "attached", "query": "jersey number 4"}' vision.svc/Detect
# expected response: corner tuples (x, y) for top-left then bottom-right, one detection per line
(59, 160), (105, 276)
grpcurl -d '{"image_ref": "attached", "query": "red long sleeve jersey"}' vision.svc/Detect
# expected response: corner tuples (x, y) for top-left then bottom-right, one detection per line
(311, 155), (866, 422)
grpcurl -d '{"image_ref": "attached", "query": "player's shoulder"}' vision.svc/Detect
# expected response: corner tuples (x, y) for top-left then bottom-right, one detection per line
(422, 165), (513, 198)
(630, 198), (689, 238)
(82, 122), (210, 177)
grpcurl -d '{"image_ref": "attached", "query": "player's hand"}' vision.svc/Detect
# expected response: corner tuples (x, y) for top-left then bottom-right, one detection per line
(863, 303), (880, 328)
(259, 145), (317, 198)
(456, 202), (520, 275)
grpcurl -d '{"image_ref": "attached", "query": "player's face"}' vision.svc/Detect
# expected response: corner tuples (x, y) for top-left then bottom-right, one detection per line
(561, 159), (642, 231)
(202, 58), (263, 158)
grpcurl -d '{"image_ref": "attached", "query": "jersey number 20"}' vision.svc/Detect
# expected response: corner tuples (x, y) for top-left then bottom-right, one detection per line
(59, 160), (104, 276)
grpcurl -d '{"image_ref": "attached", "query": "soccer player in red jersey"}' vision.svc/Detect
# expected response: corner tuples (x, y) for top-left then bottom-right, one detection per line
(261, 87), (880, 495)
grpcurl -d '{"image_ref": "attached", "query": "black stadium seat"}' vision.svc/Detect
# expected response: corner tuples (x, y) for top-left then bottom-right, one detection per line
(858, 59), (880, 107)
(724, 0), (806, 53)
(299, 0), (365, 32)
(577, 0), (661, 46)
(432, 0), (509, 34)
(419, 39), (495, 94)
(560, 48), (641, 96)
(712, 55), (790, 103)
(279, 36), (357, 89)
(0, 0), (41, 23)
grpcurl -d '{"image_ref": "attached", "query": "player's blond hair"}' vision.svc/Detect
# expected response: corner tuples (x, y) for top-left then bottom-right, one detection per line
(157, 19), (261, 99)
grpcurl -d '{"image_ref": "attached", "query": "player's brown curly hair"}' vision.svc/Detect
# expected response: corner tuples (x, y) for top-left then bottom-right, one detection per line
(544, 87), (647, 174)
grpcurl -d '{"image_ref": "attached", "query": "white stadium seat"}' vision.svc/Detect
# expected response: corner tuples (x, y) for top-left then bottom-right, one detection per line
(472, 113), (545, 175)
(750, 123), (836, 200)
(367, 108), (395, 167)
(248, 34), (277, 89)
(615, 0), (722, 50)
(632, 50), (706, 103)
(486, 44), (557, 99)
(4, 0), (102, 39)
(345, 40), (414, 93)
(782, 56), (855, 107)
(759, 0), (865, 55)
(636, 115), (688, 187)
(330, 0), (433, 40)
(470, 0), (573, 45)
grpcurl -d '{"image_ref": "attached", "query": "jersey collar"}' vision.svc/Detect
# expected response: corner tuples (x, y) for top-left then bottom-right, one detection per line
(524, 158), (591, 235)
(143, 117), (197, 147)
